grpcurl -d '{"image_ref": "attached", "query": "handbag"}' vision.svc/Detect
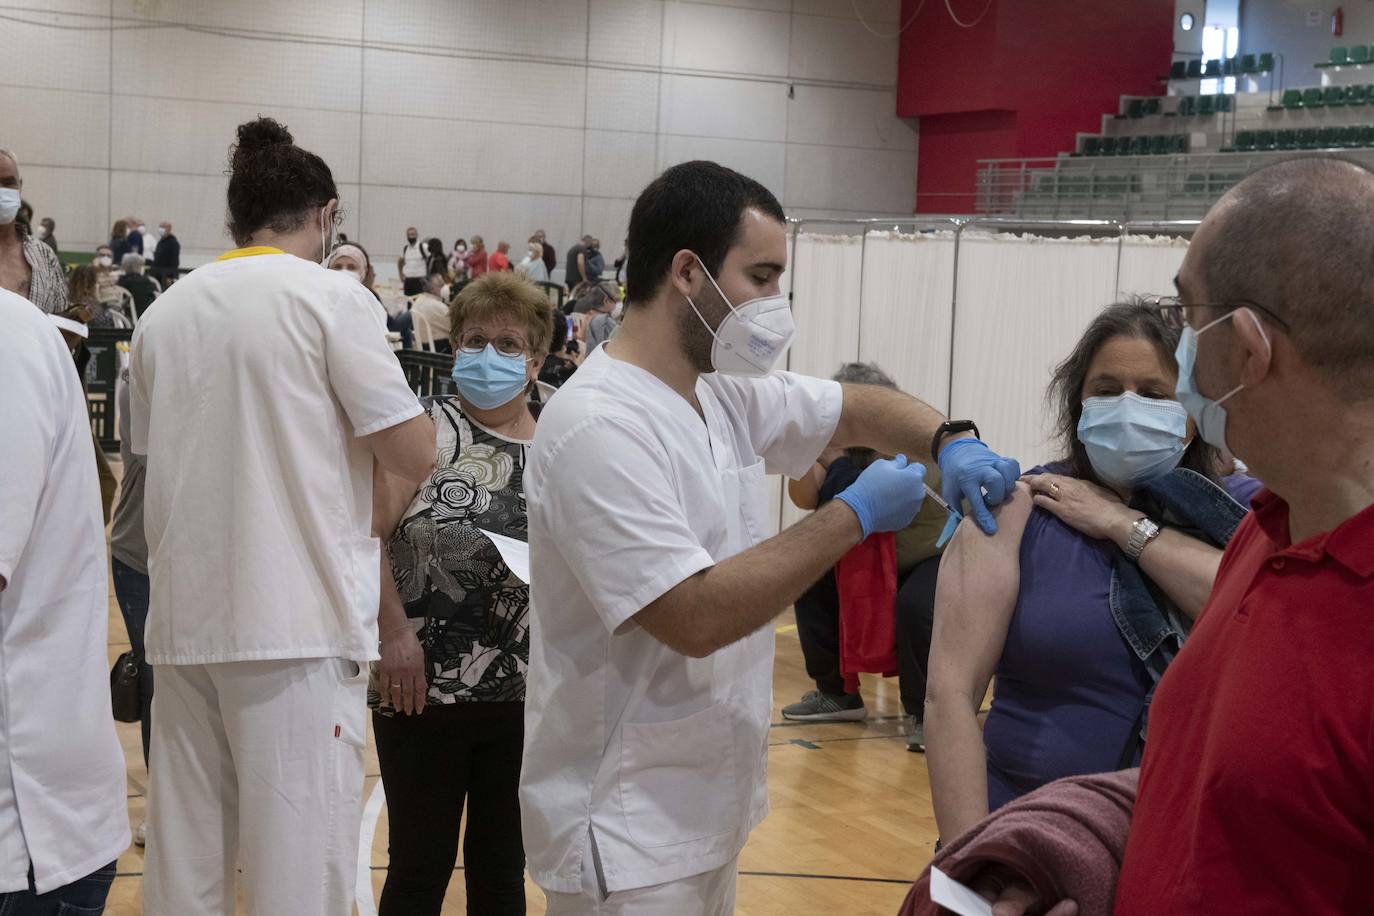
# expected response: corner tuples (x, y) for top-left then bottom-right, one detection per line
(110, 650), (142, 723)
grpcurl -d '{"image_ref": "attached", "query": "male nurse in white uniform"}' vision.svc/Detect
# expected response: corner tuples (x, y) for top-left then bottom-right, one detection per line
(0, 290), (129, 910)
(521, 160), (1020, 913)
(131, 118), (436, 914)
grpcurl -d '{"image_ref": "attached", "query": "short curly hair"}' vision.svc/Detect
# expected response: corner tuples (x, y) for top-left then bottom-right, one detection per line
(449, 271), (554, 356)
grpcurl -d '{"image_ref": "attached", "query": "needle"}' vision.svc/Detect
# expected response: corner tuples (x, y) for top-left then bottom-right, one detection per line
(923, 483), (960, 519)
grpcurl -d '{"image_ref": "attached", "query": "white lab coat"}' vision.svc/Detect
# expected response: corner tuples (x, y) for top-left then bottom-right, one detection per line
(520, 346), (842, 896)
(0, 291), (129, 894)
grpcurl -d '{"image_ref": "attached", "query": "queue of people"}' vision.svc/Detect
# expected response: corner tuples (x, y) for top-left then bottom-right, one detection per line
(1, 118), (1372, 916)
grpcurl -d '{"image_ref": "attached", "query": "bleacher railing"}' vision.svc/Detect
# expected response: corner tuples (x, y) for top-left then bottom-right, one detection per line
(975, 147), (1374, 219)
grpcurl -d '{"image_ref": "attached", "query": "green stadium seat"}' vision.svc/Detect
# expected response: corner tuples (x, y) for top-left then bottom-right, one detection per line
(1331, 47), (1350, 65)
(1100, 136), (1118, 155)
(1240, 53), (1258, 74)
(1187, 59), (1204, 79)
(1304, 87), (1325, 107)
(1255, 129), (1277, 150)
(1260, 52), (1276, 72)
(1127, 99), (1145, 118)
(1170, 60), (1187, 80)
(1353, 45), (1371, 64)
(1197, 95), (1216, 116)
(1082, 136), (1101, 156)
(1208, 174), (1236, 194)
(1341, 125), (1361, 147)
(1362, 125), (1374, 146)
(1298, 127), (1319, 148)
(1218, 94), (1234, 113)
(1281, 88), (1303, 109)
(1204, 59), (1223, 77)
(1317, 126), (1339, 147)
(1233, 130), (1255, 151)
(1324, 86), (1345, 106)
(1184, 173), (1207, 194)
(1178, 95), (1197, 116)
(1133, 135), (1152, 155)
(1275, 129), (1297, 150)
(1172, 134), (1190, 153)
(1223, 57), (1238, 76)
(1144, 97), (1162, 115)
(1149, 134), (1170, 155)
(1346, 84), (1367, 105)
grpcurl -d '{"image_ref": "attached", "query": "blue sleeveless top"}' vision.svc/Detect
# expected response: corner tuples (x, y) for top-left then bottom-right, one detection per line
(984, 467), (1261, 811)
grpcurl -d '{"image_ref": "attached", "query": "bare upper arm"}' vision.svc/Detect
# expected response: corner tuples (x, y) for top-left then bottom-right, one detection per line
(363, 411), (436, 485)
(927, 482), (1034, 710)
(371, 459), (423, 540)
(632, 571), (712, 658)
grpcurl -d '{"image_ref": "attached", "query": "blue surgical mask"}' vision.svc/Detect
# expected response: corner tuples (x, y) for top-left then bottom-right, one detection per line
(451, 344), (529, 409)
(1077, 391), (1189, 487)
(0, 189), (20, 225)
(1174, 308), (1269, 453)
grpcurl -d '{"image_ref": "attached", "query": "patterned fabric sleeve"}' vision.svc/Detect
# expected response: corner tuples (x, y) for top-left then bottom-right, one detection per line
(24, 236), (69, 315)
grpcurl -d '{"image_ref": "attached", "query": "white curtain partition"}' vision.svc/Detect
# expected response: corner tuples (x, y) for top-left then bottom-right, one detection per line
(772, 226), (1191, 531)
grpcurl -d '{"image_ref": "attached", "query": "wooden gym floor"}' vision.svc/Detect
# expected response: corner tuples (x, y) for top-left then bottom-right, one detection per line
(102, 518), (939, 914)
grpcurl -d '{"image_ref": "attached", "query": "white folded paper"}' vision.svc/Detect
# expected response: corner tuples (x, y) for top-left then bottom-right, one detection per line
(930, 865), (993, 916)
(477, 528), (530, 584)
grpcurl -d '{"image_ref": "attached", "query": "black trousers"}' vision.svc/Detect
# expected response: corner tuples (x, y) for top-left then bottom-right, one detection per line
(403, 276), (426, 296)
(793, 554), (940, 717)
(373, 702), (526, 916)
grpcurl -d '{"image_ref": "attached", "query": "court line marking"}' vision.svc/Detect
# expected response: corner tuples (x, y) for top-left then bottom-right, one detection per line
(356, 778), (386, 916)
(774, 623), (797, 634)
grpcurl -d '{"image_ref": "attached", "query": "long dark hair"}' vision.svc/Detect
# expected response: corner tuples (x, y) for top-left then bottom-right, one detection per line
(226, 117), (338, 246)
(1048, 299), (1221, 486)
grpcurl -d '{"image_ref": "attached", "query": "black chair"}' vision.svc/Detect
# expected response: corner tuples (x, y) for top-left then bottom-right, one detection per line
(1187, 59), (1204, 79)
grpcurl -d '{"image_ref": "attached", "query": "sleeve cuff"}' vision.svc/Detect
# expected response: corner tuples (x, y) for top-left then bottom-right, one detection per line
(353, 400), (424, 438)
(598, 547), (716, 636)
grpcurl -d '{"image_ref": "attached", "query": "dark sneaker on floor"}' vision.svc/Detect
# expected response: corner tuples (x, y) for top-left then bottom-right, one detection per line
(906, 715), (925, 753)
(781, 690), (866, 722)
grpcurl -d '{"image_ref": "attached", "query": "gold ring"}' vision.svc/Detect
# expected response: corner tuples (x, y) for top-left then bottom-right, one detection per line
(1049, 482), (1062, 498)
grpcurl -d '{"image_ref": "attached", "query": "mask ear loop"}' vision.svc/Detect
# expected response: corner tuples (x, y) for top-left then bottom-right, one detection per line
(683, 254), (740, 351)
(1208, 308), (1272, 407)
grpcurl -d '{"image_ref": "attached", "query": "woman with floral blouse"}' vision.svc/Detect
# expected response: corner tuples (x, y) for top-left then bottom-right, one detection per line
(370, 271), (552, 915)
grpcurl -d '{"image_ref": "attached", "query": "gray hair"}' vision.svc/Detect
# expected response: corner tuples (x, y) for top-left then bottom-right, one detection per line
(121, 252), (144, 273)
(0, 148), (17, 171)
(832, 361), (897, 388)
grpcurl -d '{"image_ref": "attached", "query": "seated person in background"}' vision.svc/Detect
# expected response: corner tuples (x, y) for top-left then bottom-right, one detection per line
(93, 244), (123, 304)
(537, 310), (578, 388)
(516, 238), (549, 284)
(327, 241), (394, 333)
(117, 252), (159, 318)
(410, 272), (453, 353)
(781, 362), (947, 752)
(70, 265), (126, 329)
(580, 280), (622, 353)
(925, 300), (1260, 843)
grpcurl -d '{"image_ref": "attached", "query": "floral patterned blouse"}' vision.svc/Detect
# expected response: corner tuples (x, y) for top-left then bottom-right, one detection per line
(369, 397), (530, 714)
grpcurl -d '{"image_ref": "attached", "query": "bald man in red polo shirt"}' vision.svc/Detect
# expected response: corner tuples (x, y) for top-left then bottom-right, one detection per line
(979, 157), (1374, 916)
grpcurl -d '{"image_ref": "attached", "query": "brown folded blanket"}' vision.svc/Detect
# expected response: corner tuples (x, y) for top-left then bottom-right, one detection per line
(900, 768), (1139, 916)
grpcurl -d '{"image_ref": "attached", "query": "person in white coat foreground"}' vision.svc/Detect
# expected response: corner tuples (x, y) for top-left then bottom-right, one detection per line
(520, 160), (1021, 914)
(0, 290), (129, 912)
(131, 117), (436, 915)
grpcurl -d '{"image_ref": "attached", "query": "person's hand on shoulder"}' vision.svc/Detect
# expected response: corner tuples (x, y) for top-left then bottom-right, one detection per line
(1022, 472), (1137, 543)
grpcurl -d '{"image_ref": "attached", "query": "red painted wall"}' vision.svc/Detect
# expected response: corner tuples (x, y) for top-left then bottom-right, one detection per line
(898, 0), (1176, 212)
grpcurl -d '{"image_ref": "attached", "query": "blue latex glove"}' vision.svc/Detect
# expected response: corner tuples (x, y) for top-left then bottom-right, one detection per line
(835, 454), (927, 540)
(937, 438), (1021, 535)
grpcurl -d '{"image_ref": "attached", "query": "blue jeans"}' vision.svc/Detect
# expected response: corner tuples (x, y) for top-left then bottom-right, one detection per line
(0, 861), (117, 915)
(110, 557), (153, 766)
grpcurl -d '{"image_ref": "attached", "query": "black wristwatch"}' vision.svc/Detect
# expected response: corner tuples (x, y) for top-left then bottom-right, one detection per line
(931, 420), (981, 462)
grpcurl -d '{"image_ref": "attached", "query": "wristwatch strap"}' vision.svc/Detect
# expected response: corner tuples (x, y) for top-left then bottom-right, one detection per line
(930, 420), (980, 463)
(1126, 516), (1162, 561)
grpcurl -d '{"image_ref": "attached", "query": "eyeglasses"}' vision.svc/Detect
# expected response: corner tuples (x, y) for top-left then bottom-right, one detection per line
(458, 332), (528, 357)
(1142, 295), (1291, 333)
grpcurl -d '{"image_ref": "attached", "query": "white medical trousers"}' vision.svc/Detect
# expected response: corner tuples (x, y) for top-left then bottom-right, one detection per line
(543, 831), (739, 915)
(142, 657), (369, 916)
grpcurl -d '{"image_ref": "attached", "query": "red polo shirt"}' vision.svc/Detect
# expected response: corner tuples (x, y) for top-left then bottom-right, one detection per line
(1115, 489), (1374, 915)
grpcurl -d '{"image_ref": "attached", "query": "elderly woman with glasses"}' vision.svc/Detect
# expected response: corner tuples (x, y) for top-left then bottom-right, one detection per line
(924, 299), (1262, 845)
(369, 271), (552, 915)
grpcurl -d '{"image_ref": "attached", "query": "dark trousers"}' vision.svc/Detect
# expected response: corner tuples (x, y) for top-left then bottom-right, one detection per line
(111, 557), (153, 766)
(403, 277), (426, 296)
(388, 310), (415, 350)
(794, 554), (940, 717)
(373, 702), (526, 916)
(0, 861), (116, 915)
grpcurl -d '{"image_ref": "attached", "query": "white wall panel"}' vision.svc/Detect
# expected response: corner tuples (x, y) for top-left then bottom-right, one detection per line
(583, 131), (658, 199)
(0, 19), (109, 93)
(0, 89), (109, 169)
(111, 98), (360, 180)
(658, 135), (786, 197)
(659, 74), (788, 142)
(114, 29), (360, 110)
(788, 86), (916, 151)
(785, 145), (915, 212)
(585, 67), (659, 133)
(580, 197), (635, 257)
(109, 171), (231, 254)
(589, 0), (663, 66)
(363, 49), (584, 128)
(20, 166), (109, 253)
(113, 0), (365, 41)
(7, 0), (114, 14)
(788, 12), (898, 86)
(363, 0), (585, 59)
(360, 114), (580, 193)
(792, 0), (901, 23)
(661, 1), (790, 76)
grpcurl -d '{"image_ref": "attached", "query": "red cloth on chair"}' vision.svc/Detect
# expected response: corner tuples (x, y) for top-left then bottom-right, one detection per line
(835, 532), (898, 680)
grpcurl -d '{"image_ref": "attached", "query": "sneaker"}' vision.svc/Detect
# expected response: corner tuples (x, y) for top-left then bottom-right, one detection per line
(906, 715), (925, 753)
(134, 821), (147, 847)
(781, 690), (866, 722)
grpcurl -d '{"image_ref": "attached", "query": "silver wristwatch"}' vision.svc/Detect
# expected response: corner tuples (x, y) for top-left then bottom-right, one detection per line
(1125, 516), (1161, 561)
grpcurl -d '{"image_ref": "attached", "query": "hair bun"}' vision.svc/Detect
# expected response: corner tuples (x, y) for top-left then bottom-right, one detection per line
(232, 117), (294, 165)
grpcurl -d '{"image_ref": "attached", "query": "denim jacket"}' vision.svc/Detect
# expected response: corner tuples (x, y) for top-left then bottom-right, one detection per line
(1110, 468), (1252, 764)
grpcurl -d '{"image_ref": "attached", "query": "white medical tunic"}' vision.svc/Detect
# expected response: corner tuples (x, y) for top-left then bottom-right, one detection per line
(130, 248), (423, 665)
(0, 291), (129, 893)
(520, 346), (842, 893)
